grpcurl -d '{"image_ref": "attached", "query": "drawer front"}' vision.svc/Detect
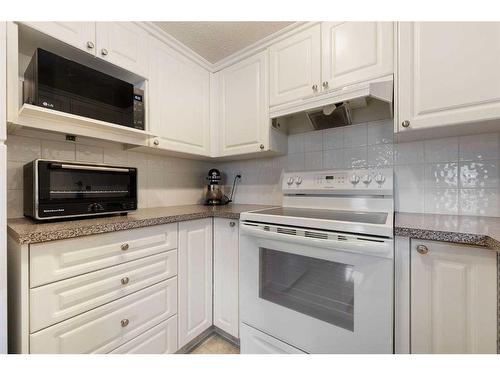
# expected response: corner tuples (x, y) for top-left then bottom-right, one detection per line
(30, 251), (178, 332)
(30, 278), (177, 354)
(110, 316), (178, 354)
(240, 324), (306, 354)
(30, 223), (178, 287)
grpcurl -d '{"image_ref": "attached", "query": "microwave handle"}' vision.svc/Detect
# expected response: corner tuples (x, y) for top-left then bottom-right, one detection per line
(50, 163), (130, 173)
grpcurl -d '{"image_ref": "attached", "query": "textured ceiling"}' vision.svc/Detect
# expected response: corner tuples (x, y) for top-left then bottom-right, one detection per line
(154, 22), (294, 63)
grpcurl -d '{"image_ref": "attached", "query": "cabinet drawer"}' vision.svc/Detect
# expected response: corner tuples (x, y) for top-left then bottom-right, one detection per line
(240, 324), (306, 354)
(30, 277), (177, 354)
(30, 223), (178, 287)
(110, 315), (178, 354)
(30, 251), (177, 332)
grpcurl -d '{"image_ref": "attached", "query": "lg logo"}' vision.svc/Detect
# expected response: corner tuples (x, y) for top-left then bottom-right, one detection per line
(42, 101), (54, 108)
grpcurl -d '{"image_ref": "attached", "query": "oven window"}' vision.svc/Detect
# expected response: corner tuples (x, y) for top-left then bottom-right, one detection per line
(259, 248), (354, 331)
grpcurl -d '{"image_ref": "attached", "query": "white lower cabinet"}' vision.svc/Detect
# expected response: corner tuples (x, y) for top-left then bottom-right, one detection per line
(240, 324), (306, 354)
(213, 218), (239, 338)
(410, 240), (497, 354)
(178, 219), (213, 348)
(110, 315), (178, 354)
(30, 278), (177, 354)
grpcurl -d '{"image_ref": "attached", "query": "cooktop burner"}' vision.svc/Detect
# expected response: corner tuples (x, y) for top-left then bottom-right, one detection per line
(252, 207), (388, 225)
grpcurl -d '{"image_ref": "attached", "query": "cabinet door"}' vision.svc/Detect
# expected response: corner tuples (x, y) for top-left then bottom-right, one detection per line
(149, 38), (210, 156)
(321, 22), (393, 90)
(96, 22), (149, 77)
(410, 240), (497, 353)
(399, 22), (500, 132)
(22, 22), (96, 55)
(178, 219), (213, 348)
(269, 24), (321, 106)
(217, 51), (269, 156)
(213, 218), (239, 338)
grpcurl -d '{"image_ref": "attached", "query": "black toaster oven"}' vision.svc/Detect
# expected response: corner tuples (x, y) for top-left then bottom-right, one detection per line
(23, 160), (137, 220)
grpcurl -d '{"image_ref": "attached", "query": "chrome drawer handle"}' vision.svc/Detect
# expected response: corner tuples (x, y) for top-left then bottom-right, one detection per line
(121, 319), (129, 327)
(121, 277), (130, 285)
(416, 244), (429, 255)
(121, 243), (129, 251)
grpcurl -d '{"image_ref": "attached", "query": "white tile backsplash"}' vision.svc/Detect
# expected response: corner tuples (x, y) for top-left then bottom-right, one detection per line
(6, 131), (209, 218)
(6, 121), (500, 219)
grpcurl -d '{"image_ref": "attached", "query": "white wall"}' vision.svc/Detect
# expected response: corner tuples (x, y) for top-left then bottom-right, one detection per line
(6, 129), (211, 218)
(219, 120), (500, 218)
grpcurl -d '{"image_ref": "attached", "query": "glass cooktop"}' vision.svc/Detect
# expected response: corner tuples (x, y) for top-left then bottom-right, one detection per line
(252, 207), (388, 225)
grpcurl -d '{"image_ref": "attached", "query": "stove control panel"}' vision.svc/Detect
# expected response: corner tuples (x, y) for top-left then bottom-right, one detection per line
(282, 168), (393, 196)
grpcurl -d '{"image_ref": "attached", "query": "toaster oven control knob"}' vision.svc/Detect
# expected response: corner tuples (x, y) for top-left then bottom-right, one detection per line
(286, 177), (295, 186)
(362, 175), (372, 184)
(89, 203), (104, 212)
(295, 176), (303, 185)
(350, 174), (360, 185)
(375, 174), (386, 184)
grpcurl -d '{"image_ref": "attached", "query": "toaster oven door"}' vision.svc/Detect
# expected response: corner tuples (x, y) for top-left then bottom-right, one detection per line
(36, 160), (137, 218)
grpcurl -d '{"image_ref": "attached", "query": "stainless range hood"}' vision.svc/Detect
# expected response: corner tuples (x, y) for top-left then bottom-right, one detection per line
(270, 76), (393, 132)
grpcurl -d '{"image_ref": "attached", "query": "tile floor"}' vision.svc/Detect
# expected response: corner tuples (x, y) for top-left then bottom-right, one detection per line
(189, 334), (240, 354)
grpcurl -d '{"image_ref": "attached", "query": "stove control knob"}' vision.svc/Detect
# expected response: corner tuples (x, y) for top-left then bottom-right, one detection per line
(375, 174), (386, 184)
(362, 175), (372, 184)
(295, 176), (303, 185)
(286, 177), (295, 186)
(350, 174), (360, 185)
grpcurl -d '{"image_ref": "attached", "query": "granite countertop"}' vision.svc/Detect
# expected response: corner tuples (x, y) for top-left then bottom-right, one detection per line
(7, 204), (274, 245)
(395, 212), (500, 251)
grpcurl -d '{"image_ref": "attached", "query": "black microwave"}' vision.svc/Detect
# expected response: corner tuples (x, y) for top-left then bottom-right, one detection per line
(23, 159), (137, 220)
(23, 48), (145, 130)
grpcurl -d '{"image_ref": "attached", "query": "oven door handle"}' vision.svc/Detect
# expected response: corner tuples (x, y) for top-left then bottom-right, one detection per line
(51, 163), (131, 173)
(240, 224), (393, 259)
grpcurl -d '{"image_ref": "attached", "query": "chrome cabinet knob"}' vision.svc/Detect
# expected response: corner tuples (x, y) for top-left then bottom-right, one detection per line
(322, 81), (329, 89)
(259, 144), (265, 150)
(153, 139), (160, 146)
(402, 120), (410, 128)
(312, 84), (318, 92)
(229, 222), (236, 227)
(101, 48), (109, 56)
(416, 244), (429, 255)
(121, 277), (130, 285)
(86, 41), (95, 49)
(121, 243), (129, 251)
(121, 319), (129, 327)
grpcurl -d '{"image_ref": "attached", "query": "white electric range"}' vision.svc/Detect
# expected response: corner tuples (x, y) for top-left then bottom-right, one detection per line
(239, 168), (394, 354)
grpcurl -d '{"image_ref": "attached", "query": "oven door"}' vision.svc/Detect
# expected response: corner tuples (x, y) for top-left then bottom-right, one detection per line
(239, 222), (393, 354)
(36, 160), (137, 218)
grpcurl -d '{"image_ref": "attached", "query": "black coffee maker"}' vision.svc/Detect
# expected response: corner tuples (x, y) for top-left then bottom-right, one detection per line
(204, 169), (241, 206)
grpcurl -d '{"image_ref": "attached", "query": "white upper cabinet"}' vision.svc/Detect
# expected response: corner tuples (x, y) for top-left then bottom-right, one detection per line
(269, 24), (321, 106)
(399, 22), (500, 132)
(410, 240), (497, 354)
(215, 51), (270, 156)
(22, 22), (96, 55)
(95, 22), (149, 78)
(321, 22), (393, 90)
(149, 37), (211, 156)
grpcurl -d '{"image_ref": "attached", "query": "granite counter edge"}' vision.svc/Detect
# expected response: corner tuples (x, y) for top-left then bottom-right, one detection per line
(9, 211), (242, 245)
(394, 226), (500, 251)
